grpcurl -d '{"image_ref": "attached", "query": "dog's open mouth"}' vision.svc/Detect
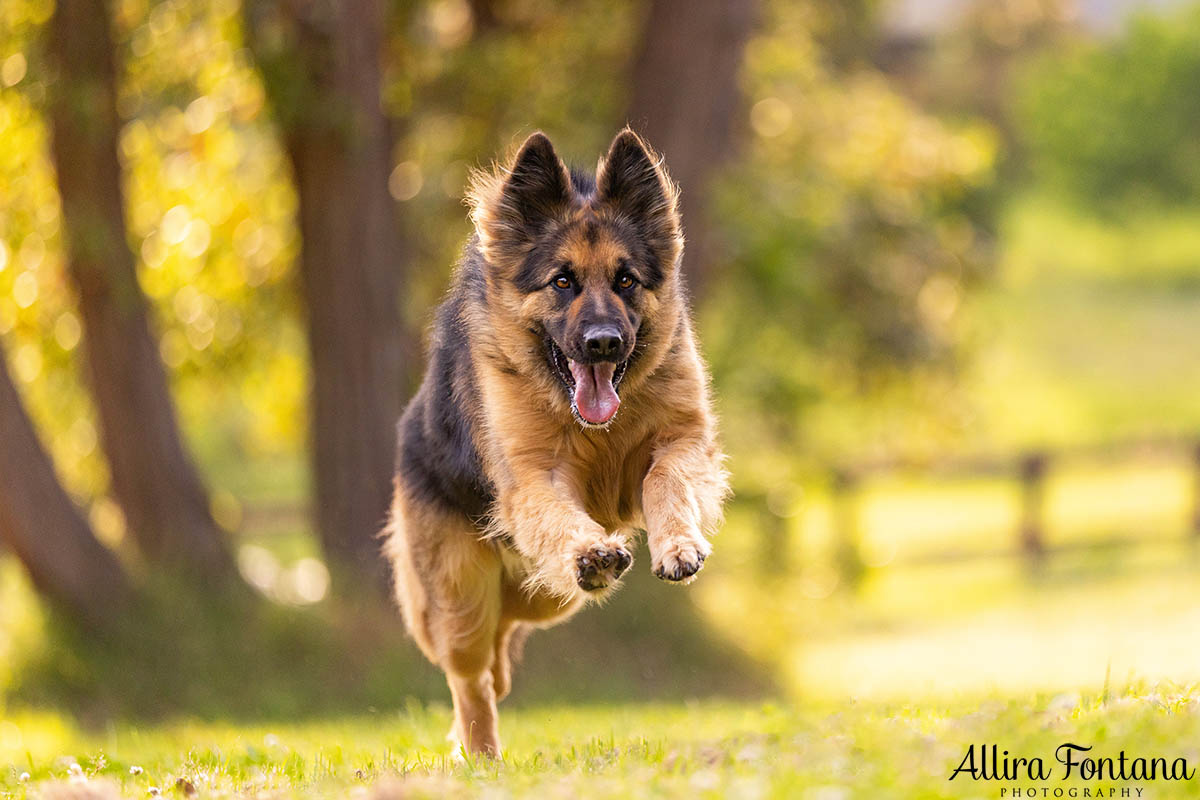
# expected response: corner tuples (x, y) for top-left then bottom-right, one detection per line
(547, 338), (628, 426)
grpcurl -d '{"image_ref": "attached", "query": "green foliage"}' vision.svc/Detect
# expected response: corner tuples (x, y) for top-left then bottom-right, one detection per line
(1, 0), (304, 522)
(0, 44), (108, 500)
(706, 0), (999, 477)
(1018, 4), (1200, 213)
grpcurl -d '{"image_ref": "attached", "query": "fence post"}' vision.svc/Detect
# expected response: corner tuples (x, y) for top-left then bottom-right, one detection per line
(1019, 452), (1048, 558)
(832, 468), (864, 584)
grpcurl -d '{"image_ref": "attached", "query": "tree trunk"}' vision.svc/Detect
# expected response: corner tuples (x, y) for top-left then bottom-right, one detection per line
(0, 346), (130, 629)
(46, 0), (231, 576)
(247, 0), (410, 588)
(627, 0), (759, 300)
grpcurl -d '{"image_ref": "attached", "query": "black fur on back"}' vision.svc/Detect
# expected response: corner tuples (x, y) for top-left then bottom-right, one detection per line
(396, 240), (495, 524)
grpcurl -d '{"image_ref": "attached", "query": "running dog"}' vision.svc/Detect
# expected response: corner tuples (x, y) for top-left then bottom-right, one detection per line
(384, 128), (729, 756)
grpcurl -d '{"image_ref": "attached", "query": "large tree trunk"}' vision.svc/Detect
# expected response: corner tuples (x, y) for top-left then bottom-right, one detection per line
(0, 346), (130, 629)
(46, 0), (231, 576)
(247, 0), (410, 588)
(627, 0), (758, 299)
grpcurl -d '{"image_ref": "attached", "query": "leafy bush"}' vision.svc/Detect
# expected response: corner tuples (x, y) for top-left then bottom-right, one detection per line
(1018, 5), (1200, 213)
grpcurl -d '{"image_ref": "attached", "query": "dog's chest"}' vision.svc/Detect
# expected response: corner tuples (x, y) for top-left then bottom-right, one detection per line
(561, 430), (655, 531)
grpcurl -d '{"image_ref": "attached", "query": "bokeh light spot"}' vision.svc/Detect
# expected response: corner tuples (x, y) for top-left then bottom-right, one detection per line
(237, 544), (280, 595)
(12, 272), (38, 308)
(182, 219), (212, 258)
(428, 0), (473, 48)
(388, 161), (423, 201)
(289, 558), (330, 605)
(751, 97), (793, 138)
(159, 329), (188, 368)
(54, 312), (82, 351)
(90, 497), (126, 547)
(66, 417), (97, 458)
(12, 345), (39, 383)
(1, 54), (27, 87)
(161, 205), (191, 244)
(18, 233), (45, 271)
(184, 96), (216, 134)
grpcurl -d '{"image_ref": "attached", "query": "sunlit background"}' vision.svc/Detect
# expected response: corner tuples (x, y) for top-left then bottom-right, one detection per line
(3, 0), (1200, 731)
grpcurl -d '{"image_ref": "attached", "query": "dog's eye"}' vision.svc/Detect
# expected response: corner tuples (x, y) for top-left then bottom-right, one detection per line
(616, 274), (636, 290)
(553, 275), (572, 290)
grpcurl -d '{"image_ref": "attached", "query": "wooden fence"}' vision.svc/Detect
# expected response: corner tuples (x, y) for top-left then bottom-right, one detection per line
(823, 435), (1200, 575)
(230, 435), (1200, 579)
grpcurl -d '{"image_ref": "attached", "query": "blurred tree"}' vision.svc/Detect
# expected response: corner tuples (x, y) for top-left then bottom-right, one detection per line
(706, 0), (998, 481)
(943, 0), (1072, 145)
(627, 0), (759, 298)
(874, 0), (1073, 182)
(1018, 5), (1200, 214)
(45, 0), (232, 576)
(245, 0), (412, 589)
(0, 343), (130, 628)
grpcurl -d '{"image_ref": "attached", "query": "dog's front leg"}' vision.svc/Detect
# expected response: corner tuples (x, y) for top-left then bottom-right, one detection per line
(498, 472), (632, 599)
(642, 430), (730, 583)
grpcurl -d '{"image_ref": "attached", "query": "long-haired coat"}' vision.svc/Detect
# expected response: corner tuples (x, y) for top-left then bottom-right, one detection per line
(384, 129), (729, 756)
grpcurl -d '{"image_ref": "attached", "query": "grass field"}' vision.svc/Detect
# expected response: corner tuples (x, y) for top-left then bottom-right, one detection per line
(6, 535), (1200, 799)
(7, 689), (1200, 798)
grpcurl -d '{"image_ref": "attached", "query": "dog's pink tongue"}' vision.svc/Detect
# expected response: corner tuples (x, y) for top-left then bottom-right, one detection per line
(568, 360), (620, 424)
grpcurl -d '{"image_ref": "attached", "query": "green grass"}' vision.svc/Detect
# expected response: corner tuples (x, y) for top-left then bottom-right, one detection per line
(6, 690), (1200, 798)
(957, 193), (1200, 450)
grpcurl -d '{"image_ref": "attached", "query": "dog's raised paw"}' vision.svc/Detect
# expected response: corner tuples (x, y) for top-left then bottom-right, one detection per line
(575, 544), (632, 591)
(652, 542), (709, 584)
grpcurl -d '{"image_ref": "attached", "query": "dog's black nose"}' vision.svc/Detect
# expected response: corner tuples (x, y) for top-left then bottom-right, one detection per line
(584, 326), (623, 360)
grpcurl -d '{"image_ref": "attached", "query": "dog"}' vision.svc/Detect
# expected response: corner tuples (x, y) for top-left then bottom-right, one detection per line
(383, 128), (729, 756)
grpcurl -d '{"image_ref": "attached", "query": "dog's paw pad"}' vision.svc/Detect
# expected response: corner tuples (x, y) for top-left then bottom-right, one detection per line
(575, 545), (632, 591)
(653, 545), (708, 584)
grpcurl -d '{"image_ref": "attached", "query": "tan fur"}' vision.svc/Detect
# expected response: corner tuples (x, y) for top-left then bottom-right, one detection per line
(385, 129), (729, 757)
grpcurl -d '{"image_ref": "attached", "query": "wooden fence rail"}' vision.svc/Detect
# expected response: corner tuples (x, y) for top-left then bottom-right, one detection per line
(826, 435), (1200, 577)
(225, 436), (1200, 582)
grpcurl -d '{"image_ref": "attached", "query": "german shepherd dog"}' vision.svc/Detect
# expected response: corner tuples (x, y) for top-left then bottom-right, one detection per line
(384, 129), (729, 756)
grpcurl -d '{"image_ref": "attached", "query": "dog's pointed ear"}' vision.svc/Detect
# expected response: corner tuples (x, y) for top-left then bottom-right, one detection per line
(470, 132), (571, 267)
(597, 128), (682, 257)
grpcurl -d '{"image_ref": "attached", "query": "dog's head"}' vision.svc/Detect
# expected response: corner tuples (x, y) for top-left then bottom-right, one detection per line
(469, 129), (684, 427)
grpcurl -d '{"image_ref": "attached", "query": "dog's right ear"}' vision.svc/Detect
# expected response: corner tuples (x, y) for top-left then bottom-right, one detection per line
(469, 132), (571, 269)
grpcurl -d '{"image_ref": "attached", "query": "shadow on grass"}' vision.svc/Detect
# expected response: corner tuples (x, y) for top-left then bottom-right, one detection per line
(510, 541), (777, 705)
(8, 575), (444, 725)
(7, 543), (776, 724)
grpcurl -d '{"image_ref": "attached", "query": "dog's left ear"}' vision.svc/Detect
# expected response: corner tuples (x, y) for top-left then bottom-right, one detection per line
(597, 128), (682, 261)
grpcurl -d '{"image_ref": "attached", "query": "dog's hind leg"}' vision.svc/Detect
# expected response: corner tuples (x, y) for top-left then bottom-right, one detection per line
(491, 620), (532, 702)
(436, 539), (503, 757)
(385, 493), (505, 757)
(446, 668), (500, 758)
(442, 589), (503, 756)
